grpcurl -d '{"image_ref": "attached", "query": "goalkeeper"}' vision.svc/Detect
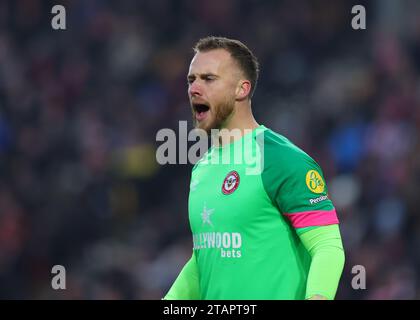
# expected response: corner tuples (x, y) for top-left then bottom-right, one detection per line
(164, 36), (345, 300)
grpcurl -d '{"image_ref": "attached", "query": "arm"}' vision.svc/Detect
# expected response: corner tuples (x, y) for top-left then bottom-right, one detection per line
(164, 252), (200, 300)
(259, 131), (345, 300)
(298, 224), (345, 300)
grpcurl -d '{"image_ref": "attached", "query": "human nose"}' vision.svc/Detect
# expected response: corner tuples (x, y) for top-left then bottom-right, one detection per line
(188, 80), (202, 97)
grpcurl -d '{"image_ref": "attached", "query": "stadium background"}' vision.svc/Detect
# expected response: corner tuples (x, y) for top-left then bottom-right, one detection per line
(0, 0), (419, 299)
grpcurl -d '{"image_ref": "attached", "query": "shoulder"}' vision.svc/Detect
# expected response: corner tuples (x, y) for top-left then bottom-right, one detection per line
(191, 145), (214, 172)
(257, 128), (334, 214)
(257, 128), (317, 173)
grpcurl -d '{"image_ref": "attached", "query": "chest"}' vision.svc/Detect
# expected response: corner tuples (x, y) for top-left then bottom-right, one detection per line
(188, 163), (272, 232)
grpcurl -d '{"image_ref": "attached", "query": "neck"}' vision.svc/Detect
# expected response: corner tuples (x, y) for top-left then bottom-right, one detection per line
(216, 100), (259, 146)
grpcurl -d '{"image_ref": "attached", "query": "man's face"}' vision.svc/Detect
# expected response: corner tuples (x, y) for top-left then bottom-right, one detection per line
(187, 49), (240, 133)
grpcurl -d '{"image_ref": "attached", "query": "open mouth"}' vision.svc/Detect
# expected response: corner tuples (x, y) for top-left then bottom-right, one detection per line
(192, 103), (210, 121)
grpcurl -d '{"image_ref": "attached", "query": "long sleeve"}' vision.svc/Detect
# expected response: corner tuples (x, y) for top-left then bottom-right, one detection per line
(164, 252), (200, 300)
(298, 224), (345, 300)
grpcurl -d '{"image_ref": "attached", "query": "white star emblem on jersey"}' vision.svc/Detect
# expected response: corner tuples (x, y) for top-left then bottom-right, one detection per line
(201, 203), (214, 226)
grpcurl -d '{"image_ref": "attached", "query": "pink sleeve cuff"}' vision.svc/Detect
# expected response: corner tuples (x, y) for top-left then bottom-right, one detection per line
(283, 209), (339, 228)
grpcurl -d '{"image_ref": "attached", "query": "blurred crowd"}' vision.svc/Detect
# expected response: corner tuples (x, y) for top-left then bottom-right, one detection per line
(0, 0), (419, 299)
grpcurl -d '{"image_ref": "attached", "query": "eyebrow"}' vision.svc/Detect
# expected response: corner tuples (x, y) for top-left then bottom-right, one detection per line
(187, 73), (220, 80)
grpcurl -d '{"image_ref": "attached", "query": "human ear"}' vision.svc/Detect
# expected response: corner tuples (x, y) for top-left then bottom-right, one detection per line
(235, 80), (251, 100)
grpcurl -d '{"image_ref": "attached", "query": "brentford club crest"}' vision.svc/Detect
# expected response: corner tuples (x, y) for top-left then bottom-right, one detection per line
(222, 171), (240, 195)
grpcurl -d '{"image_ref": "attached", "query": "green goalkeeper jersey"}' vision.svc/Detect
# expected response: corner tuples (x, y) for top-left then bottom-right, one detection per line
(188, 125), (339, 299)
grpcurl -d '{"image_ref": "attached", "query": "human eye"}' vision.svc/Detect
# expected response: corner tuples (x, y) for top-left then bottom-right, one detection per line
(187, 76), (195, 85)
(204, 75), (215, 82)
